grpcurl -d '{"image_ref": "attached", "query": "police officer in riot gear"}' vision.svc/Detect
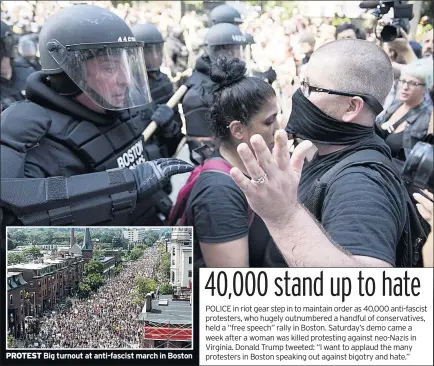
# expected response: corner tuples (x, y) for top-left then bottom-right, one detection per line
(209, 4), (243, 26)
(0, 5), (193, 230)
(165, 26), (190, 88)
(131, 23), (184, 193)
(131, 23), (177, 106)
(181, 23), (247, 163)
(209, 4), (277, 85)
(1, 21), (34, 111)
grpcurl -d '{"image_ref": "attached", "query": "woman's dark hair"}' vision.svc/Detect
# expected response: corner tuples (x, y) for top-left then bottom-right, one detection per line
(335, 23), (366, 40)
(208, 56), (275, 141)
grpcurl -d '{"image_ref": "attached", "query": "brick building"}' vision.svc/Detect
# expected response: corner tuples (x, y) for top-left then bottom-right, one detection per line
(7, 272), (27, 338)
(8, 254), (84, 318)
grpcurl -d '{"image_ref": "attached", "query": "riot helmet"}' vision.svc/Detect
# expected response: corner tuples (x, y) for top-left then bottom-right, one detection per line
(131, 23), (164, 72)
(204, 23), (247, 61)
(209, 4), (243, 26)
(1, 21), (15, 59)
(39, 5), (151, 111)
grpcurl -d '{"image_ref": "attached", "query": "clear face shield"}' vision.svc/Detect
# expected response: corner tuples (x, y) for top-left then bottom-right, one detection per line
(143, 42), (164, 72)
(47, 39), (151, 111)
(207, 44), (244, 62)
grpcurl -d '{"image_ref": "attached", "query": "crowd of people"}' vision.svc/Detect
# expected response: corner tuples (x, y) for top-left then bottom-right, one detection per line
(26, 247), (159, 349)
(1, 2), (433, 268)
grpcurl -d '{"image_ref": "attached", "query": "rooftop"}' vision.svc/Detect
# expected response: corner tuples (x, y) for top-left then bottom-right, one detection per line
(99, 256), (115, 263)
(8, 263), (52, 270)
(7, 271), (23, 278)
(138, 295), (192, 325)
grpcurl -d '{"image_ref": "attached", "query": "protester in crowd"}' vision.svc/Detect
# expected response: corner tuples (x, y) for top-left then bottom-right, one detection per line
(335, 23), (366, 40)
(24, 247), (160, 348)
(375, 58), (433, 158)
(421, 29), (433, 59)
(181, 22), (248, 163)
(15, 33), (41, 71)
(0, 21), (34, 111)
(231, 39), (411, 267)
(186, 56), (278, 268)
(0, 5), (192, 230)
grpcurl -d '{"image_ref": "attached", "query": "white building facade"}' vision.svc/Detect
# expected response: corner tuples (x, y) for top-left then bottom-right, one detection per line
(122, 229), (146, 243)
(169, 228), (192, 288)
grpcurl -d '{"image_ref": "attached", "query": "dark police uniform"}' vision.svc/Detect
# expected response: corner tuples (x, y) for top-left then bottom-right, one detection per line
(2, 71), (173, 225)
(0, 63), (33, 111)
(1, 5), (192, 231)
(181, 23), (248, 162)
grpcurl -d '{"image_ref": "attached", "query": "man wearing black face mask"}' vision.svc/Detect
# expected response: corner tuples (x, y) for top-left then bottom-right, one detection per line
(231, 40), (411, 268)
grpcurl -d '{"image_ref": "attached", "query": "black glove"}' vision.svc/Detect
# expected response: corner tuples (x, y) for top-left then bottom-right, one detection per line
(132, 158), (194, 200)
(151, 104), (174, 128)
(263, 67), (277, 84)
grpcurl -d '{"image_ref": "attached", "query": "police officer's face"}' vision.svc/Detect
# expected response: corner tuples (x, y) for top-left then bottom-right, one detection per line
(245, 97), (280, 151)
(86, 55), (131, 107)
(336, 29), (357, 40)
(217, 45), (243, 60)
(144, 43), (163, 71)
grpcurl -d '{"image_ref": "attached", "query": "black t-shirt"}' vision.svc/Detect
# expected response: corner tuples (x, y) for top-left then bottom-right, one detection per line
(186, 156), (270, 268)
(265, 135), (407, 267)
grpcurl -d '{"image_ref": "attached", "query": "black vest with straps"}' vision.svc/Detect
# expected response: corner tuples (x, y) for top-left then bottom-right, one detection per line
(42, 106), (172, 225)
(44, 105), (163, 172)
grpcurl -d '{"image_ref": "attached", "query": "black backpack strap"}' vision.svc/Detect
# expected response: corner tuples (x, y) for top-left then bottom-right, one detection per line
(315, 149), (426, 267)
(319, 149), (399, 185)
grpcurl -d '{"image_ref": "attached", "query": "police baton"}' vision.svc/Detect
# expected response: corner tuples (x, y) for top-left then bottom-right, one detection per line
(142, 85), (188, 142)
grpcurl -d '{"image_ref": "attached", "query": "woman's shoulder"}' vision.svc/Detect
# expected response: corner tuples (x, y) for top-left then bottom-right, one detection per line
(195, 169), (240, 191)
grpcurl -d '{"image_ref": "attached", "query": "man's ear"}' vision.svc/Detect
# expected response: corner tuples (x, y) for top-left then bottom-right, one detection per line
(342, 96), (364, 123)
(229, 120), (245, 140)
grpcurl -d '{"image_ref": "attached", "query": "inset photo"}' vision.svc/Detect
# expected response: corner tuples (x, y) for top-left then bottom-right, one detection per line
(6, 227), (193, 349)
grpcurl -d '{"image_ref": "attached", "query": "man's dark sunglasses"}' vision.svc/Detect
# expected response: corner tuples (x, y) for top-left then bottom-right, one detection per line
(301, 80), (384, 115)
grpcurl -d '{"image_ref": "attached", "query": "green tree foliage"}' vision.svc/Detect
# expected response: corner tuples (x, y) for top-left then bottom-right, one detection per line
(84, 260), (104, 276)
(7, 233), (16, 250)
(159, 252), (171, 281)
(22, 246), (42, 260)
(111, 236), (124, 248)
(114, 264), (123, 275)
(7, 335), (17, 348)
(86, 273), (105, 291)
(11, 230), (27, 245)
(159, 283), (173, 295)
(78, 282), (92, 299)
(129, 247), (143, 261)
(65, 299), (73, 309)
(7, 253), (25, 265)
(135, 277), (157, 297)
(92, 249), (105, 259)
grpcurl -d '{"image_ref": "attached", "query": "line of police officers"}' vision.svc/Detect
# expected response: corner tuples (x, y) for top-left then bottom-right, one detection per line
(0, 3), (273, 240)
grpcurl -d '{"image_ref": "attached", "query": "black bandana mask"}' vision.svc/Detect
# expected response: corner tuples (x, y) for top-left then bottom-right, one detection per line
(286, 89), (374, 145)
